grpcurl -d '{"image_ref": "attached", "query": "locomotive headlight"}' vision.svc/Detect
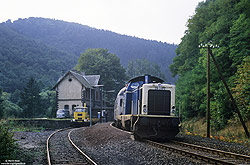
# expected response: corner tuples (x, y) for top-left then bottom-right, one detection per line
(171, 106), (176, 115)
(143, 105), (147, 114)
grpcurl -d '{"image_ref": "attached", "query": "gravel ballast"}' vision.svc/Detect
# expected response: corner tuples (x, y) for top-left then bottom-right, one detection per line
(13, 130), (54, 164)
(175, 134), (250, 156)
(13, 122), (250, 164)
(71, 123), (202, 164)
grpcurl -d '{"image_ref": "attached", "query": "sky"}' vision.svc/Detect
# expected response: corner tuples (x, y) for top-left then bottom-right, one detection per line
(0, 0), (204, 44)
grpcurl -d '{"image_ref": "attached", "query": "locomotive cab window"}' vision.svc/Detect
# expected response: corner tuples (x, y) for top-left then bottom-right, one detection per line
(148, 90), (171, 115)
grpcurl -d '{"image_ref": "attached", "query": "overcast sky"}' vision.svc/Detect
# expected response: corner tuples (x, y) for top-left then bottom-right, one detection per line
(0, 0), (204, 44)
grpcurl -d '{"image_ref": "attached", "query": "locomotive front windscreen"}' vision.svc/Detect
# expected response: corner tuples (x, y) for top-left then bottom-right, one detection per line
(148, 90), (171, 115)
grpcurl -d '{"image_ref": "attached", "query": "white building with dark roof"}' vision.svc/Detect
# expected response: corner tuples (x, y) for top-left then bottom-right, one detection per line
(53, 70), (102, 116)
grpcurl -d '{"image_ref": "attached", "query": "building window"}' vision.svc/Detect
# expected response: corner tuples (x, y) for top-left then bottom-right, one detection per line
(72, 105), (76, 111)
(64, 105), (69, 110)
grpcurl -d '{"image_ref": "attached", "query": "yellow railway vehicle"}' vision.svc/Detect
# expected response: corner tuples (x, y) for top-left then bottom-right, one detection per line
(73, 103), (89, 122)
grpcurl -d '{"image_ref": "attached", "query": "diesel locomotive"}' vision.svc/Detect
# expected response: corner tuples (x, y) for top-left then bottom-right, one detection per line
(114, 75), (181, 140)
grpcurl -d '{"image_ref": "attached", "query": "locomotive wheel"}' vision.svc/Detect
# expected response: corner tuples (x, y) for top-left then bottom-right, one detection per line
(131, 123), (141, 141)
(117, 120), (122, 128)
(130, 132), (141, 141)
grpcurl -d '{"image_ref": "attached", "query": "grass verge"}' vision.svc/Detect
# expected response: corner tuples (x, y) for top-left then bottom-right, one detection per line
(181, 118), (250, 147)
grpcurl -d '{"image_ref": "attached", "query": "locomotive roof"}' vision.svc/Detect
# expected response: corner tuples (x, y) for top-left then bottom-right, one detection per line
(128, 75), (164, 83)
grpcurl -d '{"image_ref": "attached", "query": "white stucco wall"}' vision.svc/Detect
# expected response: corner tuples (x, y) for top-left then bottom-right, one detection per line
(58, 75), (83, 99)
(57, 74), (86, 116)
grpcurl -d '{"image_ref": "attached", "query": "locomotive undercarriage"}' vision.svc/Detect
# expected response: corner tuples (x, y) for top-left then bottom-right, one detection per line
(117, 115), (180, 140)
(132, 115), (180, 140)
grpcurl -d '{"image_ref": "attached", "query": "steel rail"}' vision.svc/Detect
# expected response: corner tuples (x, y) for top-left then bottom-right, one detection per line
(144, 139), (242, 165)
(46, 129), (64, 165)
(109, 122), (132, 134)
(170, 140), (250, 162)
(68, 128), (98, 165)
(111, 122), (250, 164)
(47, 128), (97, 165)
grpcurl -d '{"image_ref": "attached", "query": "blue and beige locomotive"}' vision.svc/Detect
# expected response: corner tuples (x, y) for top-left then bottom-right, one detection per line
(114, 75), (181, 140)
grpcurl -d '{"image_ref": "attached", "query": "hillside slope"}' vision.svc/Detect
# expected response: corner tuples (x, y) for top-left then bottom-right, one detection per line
(0, 24), (75, 92)
(3, 17), (177, 83)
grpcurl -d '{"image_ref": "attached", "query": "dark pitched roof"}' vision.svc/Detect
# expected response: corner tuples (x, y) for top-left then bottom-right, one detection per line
(70, 71), (93, 89)
(84, 75), (100, 86)
(53, 71), (100, 89)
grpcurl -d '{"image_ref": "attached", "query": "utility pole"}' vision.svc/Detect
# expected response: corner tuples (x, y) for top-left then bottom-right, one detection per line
(207, 46), (211, 138)
(209, 51), (250, 138)
(90, 88), (92, 127)
(199, 43), (212, 138)
(199, 42), (250, 138)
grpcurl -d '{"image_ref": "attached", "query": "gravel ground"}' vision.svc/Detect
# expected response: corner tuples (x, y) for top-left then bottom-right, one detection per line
(12, 122), (250, 165)
(49, 129), (89, 164)
(13, 130), (54, 165)
(71, 123), (202, 165)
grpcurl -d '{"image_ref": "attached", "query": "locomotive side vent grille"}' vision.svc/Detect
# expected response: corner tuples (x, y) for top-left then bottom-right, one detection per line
(148, 90), (171, 115)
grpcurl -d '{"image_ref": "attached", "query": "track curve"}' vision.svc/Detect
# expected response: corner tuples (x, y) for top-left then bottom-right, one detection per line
(47, 128), (97, 165)
(144, 139), (250, 165)
(110, 122), (250, 164)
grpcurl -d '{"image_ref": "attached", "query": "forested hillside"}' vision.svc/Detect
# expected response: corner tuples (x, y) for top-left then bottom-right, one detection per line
(0, 17), (177, 118)
(0, 24), (76, 92)
(3, 17), (177, 83)
(170, 0), (250, 130)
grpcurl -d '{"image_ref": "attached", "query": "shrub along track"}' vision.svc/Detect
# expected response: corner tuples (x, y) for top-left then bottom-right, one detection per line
(47, 128), (97, 165)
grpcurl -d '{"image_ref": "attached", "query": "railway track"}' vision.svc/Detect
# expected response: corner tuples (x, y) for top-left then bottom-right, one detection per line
(47, 128), (97, 165)
(110, 123), (250, 164)
(144, 139), (250, 165)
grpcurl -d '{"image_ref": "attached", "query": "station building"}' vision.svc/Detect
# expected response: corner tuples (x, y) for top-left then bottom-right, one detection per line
(53, 70), (102, 117)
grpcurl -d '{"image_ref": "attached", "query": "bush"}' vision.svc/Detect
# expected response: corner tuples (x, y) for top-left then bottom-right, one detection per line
(0, 121), (18, 162)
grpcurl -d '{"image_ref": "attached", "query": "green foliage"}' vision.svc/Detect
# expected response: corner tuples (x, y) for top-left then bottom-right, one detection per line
(3, 17), (177, 84)
(229, 14), (250, 68)
(76, 48), (127, 105)
(7, 120), (45, 132)
(0, 24), (75, 93)
(2, 100), (23, 118)
(0, 121), (18, 161)
(40, 89), (57, 118)
(0, 91), (22, 119)
(171, 0), (250, 129)
(0, 89), (3, 119)
(126, 58), (166, 81)
(19, 78), (43, 118)
(232, 56), (250, 121)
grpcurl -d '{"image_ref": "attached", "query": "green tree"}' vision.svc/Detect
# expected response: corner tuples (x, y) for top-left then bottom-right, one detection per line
(19, 78), (43, 118)
(170, 0), (249, 129)
(75, 48), (127, 105)
(229, 14), (250, 68)
(0, 123), (17, 161)
(0, 88), (3, 119)
(127, 58), (166, 80)
(232, 56), (250, 120)
(0, 91), (22, 119)
(40, 90), (57, 118)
